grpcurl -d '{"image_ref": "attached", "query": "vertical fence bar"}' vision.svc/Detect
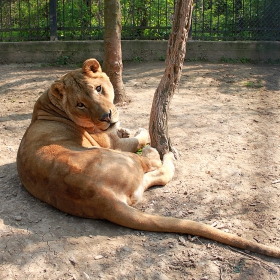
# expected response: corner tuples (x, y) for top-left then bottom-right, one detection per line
(225, 0), (228, 39)
(36, 0), (39, 39)
(62, 0), (65, 39)
(26, 1), (31, 40)
(50, 0), (57, 41)
(9, 1), (12, 41)
(210, 0), (213, 39)
(18, 0), (21, 41)
(71, 0), (74, 39)
(0, 1), (2, 41)
(27, 0), (31, 40)
(98, 0), (101, 39)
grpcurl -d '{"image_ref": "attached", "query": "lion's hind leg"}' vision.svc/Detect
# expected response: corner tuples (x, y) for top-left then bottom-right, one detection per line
(130, 151), (175, 205)
(142, 151), (175, 190)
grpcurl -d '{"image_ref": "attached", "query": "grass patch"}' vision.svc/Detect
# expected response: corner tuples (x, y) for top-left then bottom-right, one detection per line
(56, 55), (70, 65)
(244, 79), (264, 88)
(221, 57), (253, 64)
(132, 56), (143, 62)
(264, 59), (280, 65)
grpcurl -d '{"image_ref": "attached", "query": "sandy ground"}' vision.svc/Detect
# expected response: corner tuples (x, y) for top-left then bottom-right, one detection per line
(0, 61), (280, 280)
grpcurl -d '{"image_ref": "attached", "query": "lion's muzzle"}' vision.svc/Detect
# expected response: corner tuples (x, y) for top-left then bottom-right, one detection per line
(100, 110), (112, 123)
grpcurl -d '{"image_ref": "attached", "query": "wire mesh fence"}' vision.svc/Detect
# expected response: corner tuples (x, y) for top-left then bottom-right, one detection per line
(0, 0), (279, 42)
(192, 0), (280, 41)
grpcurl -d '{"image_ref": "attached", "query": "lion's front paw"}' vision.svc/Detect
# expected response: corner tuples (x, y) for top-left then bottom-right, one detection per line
(134, 128), (150, 148)
(134, 128), (148, 138)
(117, 127), (131, 138)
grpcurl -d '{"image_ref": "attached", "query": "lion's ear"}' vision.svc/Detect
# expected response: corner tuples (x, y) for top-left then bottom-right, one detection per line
(82, 58), (102, 75)
(50, 81), (65, 100)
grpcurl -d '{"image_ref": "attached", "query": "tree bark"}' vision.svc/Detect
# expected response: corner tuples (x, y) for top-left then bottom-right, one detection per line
(149, 0), (193, 159)
(103, 0), (128, 104)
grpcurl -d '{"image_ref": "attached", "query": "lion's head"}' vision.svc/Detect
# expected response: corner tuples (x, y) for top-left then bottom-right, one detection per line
(49, 58), (119, 133)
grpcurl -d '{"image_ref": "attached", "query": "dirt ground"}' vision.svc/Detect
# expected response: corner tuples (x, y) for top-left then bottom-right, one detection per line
(0, 61), (280, 280)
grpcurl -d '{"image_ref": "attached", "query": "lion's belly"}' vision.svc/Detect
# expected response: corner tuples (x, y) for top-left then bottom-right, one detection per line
(17, 121), (144, 218)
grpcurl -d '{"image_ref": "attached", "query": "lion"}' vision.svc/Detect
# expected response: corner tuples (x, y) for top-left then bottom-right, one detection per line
(17, 58), (280, 258)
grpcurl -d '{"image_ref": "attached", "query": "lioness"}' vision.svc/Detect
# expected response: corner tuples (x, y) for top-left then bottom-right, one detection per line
(17, 58), (280, 258)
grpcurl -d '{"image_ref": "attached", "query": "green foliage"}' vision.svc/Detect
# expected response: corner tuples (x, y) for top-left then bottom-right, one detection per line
(193, 0), (280, 40)
(221, 56), (252, 64)
(265, 59), (280, 65)
(56, 55), (70, 65)
(0, 0), (279, 41)
(132, 56), (143, 62)
(0, 0), (49, 41)
(121, 0), (174, 39)
(136, 148), (143, 155)
(56, 0), (104, 40)
(244, 79), (264, 88)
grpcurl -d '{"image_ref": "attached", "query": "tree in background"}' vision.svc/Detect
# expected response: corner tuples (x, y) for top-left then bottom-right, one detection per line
(149, 0), (193, 159)
(102, 0), (128, 104)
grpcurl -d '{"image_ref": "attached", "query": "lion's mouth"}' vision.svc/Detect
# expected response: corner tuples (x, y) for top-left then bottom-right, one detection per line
(106, 120), (119, 130)
(109, 122), (117, 128)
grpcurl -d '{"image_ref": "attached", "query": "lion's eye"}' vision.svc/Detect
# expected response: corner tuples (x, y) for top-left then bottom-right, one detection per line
(77, 102), (85, 109)
(96, 85), (102, 93)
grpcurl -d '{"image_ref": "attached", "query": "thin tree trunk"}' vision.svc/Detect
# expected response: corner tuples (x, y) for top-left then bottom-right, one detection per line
(149, 0), (193, 159)
(103, 0), (128, 104)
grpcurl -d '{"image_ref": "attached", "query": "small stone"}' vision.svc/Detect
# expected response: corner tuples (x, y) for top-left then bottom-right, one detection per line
(211, 221), (217, 227)
(216, 224), (225, 229)
(83, 272), (90, 279)
(122, 246), (131, 252)
(15, 216), (22, 221)
(94, 255), (104, 260)
(178, 236), (187, 245)
(69, 256), (77, 266)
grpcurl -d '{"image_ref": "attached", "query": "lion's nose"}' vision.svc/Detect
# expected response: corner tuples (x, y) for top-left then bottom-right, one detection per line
(101, 110), (111, 123)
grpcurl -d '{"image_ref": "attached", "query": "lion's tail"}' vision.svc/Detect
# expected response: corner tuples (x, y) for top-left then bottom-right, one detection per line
(103, 199), (280, 258)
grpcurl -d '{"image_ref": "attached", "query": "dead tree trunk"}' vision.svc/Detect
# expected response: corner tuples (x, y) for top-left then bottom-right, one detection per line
(103, 0), (128, 104)
(149, 0), (193, 159)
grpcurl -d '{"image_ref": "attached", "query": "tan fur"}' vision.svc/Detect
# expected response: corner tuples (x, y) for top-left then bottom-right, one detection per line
(17, 58), (280, 258)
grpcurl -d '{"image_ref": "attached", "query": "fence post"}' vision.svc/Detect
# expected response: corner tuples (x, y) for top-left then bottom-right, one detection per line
(49, 0), (58, 41)
(188, 23), (192, 40)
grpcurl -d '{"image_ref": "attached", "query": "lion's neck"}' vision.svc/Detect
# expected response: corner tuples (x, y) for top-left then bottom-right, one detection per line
(32, 90), (69, 123)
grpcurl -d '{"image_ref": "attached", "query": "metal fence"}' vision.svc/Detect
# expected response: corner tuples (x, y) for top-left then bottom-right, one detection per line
(192, 0), (280, 41)
(0, 0), (279, 42)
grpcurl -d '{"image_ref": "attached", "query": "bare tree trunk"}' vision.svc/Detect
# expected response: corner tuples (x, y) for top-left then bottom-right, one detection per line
(149, 0), (193, 159)
(103, 0), (128, 104)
